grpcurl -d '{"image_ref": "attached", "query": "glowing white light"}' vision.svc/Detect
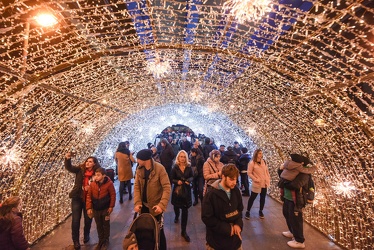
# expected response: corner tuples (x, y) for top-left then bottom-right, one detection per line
(247, 127), (256, 135)
(147, 58), (171, 78)
(214, 125), (220, 132)
(82, 124), (95, 135)
(1, 146), (24, 167)
(223, 0), (272, 24)
(332, 181), (356, 198)
(106, 148), (113, 157)
(34, 13), (58, 27)
(314, 118), (327, 127)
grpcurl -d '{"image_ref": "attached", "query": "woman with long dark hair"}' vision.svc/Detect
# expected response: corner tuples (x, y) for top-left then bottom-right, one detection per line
(65, 153), (100, 249)
(0, 196), (30, 250)
(115, 142), (136, 203)
(245, 149), (270, 220)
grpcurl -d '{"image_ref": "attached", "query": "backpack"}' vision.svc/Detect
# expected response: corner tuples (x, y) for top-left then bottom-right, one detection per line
(306, 175), (315, 204)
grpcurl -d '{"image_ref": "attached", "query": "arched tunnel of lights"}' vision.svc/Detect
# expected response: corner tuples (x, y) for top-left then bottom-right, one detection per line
(0, 0), (373, 249)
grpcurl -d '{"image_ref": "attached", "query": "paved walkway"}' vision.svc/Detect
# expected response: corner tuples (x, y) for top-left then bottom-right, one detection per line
(31, 181), (342, 250)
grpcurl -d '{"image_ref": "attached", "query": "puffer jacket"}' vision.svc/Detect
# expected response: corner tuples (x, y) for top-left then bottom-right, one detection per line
(86, 176), (116, 211)
(0, 212), (29, 250)
(134, 160), (171, 217)
(202, 180), (243, 250)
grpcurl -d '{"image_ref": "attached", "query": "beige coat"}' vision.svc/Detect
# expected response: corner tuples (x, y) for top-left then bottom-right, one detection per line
(247, 159), (271, 193)
(115, 152), (135, 181)
(134, 160), (171, 216)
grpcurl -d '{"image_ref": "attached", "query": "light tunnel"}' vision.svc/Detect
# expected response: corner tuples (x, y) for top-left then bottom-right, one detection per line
(0, 0), (373, 249)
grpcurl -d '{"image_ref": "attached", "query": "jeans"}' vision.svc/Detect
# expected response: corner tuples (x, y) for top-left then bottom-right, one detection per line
(246, 188), (267, 212)
(283, 199), (304, 243)
(71, 198), (92, 243)
(93, 209), (110, 243)
(240, 173), (249, 194)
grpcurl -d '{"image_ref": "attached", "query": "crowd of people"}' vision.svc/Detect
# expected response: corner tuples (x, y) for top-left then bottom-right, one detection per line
(0, 135), (315, 250)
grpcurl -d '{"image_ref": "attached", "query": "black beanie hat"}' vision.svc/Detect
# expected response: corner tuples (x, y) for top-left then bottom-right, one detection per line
(136, 149), (152, 161)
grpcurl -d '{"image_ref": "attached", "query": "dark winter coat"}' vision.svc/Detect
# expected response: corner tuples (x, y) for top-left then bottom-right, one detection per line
(220, 150), (238, 165)
(238, 154), (251, 172)
(0, 212), (29, 250)
(190, 154), (205, 177)
(203, 144), (216, 161)
(65, 158), (99, 199)
(171, 164), (193, 208)
(160, 144), (175, 171)
(202, 180), (243, 250)
(86, 176), (116, 211)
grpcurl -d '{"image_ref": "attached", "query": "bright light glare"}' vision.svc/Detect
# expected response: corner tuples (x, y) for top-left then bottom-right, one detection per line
(34, 13), (58, 27)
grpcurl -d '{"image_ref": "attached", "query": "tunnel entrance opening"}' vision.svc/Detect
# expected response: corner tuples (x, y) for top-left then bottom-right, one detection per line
(154, 124), (202, 146)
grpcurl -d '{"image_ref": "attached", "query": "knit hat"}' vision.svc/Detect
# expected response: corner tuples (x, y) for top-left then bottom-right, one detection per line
(136, 149), (152, 161)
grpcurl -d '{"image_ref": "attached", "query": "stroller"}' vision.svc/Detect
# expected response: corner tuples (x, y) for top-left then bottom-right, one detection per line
(123, 213), (160, 250)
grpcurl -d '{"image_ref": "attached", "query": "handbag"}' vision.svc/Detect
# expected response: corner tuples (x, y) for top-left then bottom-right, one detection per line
(191, 166), (198, 178)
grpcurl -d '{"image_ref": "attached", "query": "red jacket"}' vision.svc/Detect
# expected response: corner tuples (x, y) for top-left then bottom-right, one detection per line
(86, 176), (116, 211)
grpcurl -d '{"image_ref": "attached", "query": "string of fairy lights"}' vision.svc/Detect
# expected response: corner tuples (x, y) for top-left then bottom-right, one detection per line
(0, 0), (373, 249)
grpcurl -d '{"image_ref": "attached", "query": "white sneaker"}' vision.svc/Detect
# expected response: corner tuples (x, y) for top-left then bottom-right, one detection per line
(282, 231), (294, 238)
(287, 240), (305, 249)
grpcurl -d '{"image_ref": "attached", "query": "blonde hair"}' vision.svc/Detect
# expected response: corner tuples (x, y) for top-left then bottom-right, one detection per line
(175, 150), (190, 166)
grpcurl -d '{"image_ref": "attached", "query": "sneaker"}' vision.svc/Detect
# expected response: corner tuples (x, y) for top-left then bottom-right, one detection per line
(287, 240), (305, 249)
(282, 231), (294, 238)
(245, 211), (250, 220)
(259, 210), (264, 219)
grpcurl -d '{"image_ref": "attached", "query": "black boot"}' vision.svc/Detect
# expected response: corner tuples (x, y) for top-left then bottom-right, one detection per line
(181, 231), (190, 242)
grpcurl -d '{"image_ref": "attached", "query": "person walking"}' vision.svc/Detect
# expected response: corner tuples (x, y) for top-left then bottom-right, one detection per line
(159, 138), (175, 180)
(190, 147), (205, 205)
(0, 196), (30, 250)
(86, 167), (116, 250)
(171, 150), (194, 242)
(244, 149), (270, 219)
(133, 149), (171, 250)
(203, 149), (224, 196)
(65, 152), (100, 249)
(202, 164), (244, 250)
(115, 142), (136, 203)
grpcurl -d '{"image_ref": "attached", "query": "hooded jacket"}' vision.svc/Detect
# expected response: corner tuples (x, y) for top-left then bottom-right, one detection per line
(202, 180), (243, 250)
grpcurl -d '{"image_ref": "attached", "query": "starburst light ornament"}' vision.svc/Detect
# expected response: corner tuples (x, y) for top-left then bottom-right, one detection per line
(223, 0), (273, 24)
(147, 57), (171, 78)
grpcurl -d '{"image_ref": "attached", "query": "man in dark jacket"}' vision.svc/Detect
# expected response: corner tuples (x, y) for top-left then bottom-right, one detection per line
(202, 164), (243, 250)
(65, 152), (100, 249)
(238, 147), (251, 196)
(280, 155), (312, 249)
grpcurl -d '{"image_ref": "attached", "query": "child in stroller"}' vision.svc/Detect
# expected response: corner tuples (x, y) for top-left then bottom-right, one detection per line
(123, 213), (160, 250)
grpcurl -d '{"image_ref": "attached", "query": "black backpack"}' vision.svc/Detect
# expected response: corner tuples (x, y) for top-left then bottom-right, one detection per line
(306, 175), (315, 204)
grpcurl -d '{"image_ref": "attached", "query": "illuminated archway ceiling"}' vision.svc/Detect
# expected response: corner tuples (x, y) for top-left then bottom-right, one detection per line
(0, 0), (373, 248)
